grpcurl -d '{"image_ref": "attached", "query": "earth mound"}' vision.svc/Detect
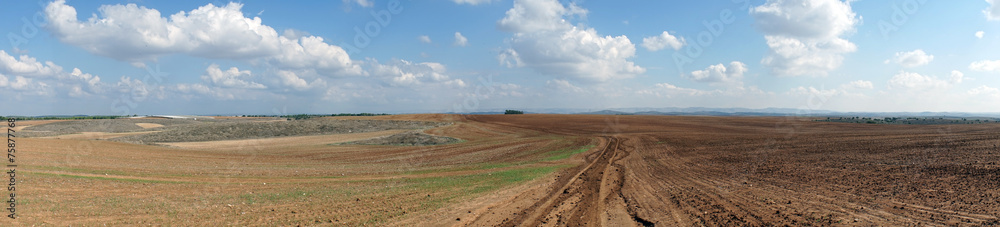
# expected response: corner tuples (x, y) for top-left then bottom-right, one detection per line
(344, 131), (460, 146)
(110, 119), (450, 144)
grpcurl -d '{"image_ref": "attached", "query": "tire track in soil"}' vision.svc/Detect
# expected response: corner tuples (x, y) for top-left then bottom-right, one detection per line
(484, 136), (641, 226)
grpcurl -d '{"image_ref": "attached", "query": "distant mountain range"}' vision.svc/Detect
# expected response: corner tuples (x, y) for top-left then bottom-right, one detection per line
(447, 107), (1000, 118)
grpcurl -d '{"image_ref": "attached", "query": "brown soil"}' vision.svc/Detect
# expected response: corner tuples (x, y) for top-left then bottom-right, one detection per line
(456, 114), (1000, 226)
(12, 114), (1000, 226)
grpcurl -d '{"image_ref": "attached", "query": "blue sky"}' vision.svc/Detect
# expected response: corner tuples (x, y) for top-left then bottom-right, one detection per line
(1, 0), (999, 115)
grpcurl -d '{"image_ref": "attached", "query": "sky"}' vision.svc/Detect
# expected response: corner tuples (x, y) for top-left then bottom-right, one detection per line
(1, 0), (999, 115)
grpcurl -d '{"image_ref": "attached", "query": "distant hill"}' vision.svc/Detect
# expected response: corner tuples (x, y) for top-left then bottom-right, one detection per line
(570, 108), (1000, 118)
(577, 110), (632, 115)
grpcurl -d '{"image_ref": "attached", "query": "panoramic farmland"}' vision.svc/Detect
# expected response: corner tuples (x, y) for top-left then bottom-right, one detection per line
(4, 0), (1000, 226)
(7, 114), (999, 226)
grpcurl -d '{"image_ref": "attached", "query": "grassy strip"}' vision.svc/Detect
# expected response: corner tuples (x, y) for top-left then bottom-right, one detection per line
(30, 171), (186, 184)
(542, 145), (596, 161)
(398, 164), (571, 217)
(409, 164), (568, 193)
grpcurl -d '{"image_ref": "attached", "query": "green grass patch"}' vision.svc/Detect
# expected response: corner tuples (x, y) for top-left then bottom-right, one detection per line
(408, 164), (568, 193)
(30, 171), (186, 184)
(240, 189), (315, 204)
(30, 165), (136, 176)
(542, 145), (596, 161)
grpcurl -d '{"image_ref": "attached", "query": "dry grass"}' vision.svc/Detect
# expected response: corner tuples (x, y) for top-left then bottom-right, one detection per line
(134, 123), (164, 129)
(160, 129), (410, 151)
(14, 114), (584, 225)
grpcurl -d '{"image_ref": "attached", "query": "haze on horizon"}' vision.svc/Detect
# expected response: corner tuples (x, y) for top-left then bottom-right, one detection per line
(1, 0), (999, 116)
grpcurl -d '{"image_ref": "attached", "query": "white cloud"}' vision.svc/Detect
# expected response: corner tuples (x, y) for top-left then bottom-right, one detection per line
(651, 83), (710, 96)
(845, 80), (873, 89)
(968, 85), (1000, 98)
(418, 35), (432, 44)
(454, 32), (469, 47)
(546, 79), (584, 93)
(452, 0), (494, 5)
(70, 68), (101, 87)
(343, 0), (373, 8)
(751, 0), (859, 76)
(885, 49), (934, 68)
(641, 31), (685, 51)
(986, 0), (1000, 20)
(115, 76), (154, 100)
(276, 70), (312, 91)
(175, 83), (212, 96)
(976, 31), (985, 39)
(174, 83), (240, 100)
(282, 29), (310, 40)
(888, 71), (953, 90)
(497, 0), (643, 82)
(788, 86), (841, 97)
(969, 60), (1000, 72)
(0, 75), (47, 92)
(0, 50), (61, 77)
(45, 1), (361, 76)
(950, 70), (965, 84)
(201, 64), (266, 89)
(758, 36), (856, 76)
(497, 0), (585, 33)
(687, 61), (747, 85)
(0, 50), (102, 96)
(269, 36), (362, 76)
(367, 59), (465, 88)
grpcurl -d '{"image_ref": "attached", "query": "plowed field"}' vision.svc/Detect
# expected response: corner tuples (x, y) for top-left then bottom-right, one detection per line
(461, 115), (1000, 226)
(10, 114), (1000, 226)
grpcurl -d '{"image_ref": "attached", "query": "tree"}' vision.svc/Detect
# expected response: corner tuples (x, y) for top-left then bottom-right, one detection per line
(505, 110), (524, 115)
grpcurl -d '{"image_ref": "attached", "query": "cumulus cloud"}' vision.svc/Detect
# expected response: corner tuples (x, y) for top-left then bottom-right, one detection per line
(885, 49), (934, 68)
(788, 86), (840, 97)
(45, 0), (361, 76)
(418, 35), (432, 44)
(454, 32), (469, 47)
(888, 71), (955, 91)
(276, 70), (312, 91)
(452, 0), (494, 5)
(0, 74), (48, 93)
(70, 68), (102, 87)
(968, 85), (1000, 98)
(343, 0), (373, 8)
(642, 31), (685, 51)
(969, 60), (1000, 72)
(268, 36), (362, 76)
(976, 31), (985, 39)
(646, 83), (710, 96)
(0, 50), (102, 96)
(950, 70), (965, 84)
(687, 61), (747, 85)
(367, 59), (465, 87)
(201, 64), (266, 89)
(751, 0), (859, 76)
(497, 0), (643, 82)
(546, 79), (584, 93)
(845, 80), (873, 89)
(0, 50), (61, 77)
(986, 0), (1000, 20)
